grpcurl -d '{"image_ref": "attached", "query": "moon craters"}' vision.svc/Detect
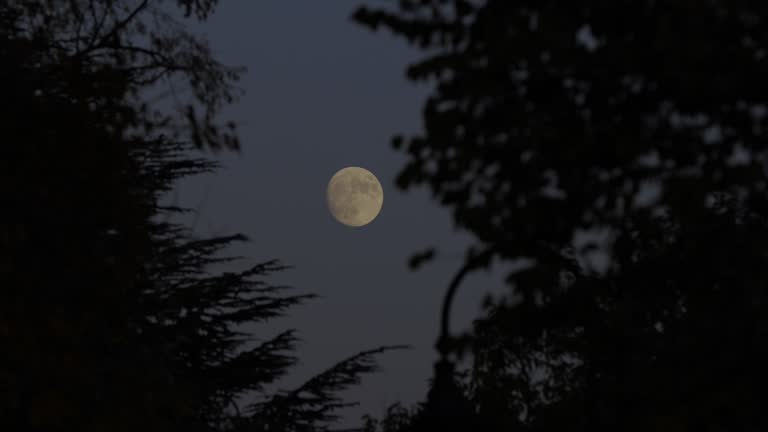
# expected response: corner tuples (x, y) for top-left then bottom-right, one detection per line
(326, 167), (383, 227)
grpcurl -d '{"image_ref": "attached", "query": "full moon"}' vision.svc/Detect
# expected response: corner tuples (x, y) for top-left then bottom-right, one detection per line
(327, 167), (383, 227)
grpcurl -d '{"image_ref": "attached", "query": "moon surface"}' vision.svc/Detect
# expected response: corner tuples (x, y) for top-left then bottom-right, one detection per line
(327, 167), (383, 227)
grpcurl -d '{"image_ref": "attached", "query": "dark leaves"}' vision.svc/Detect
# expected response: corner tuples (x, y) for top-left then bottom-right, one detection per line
(1, 2), (396, 431)
(251, 345), (410, 432)
(354, 0), (768, 430)
(407, 247), (436, 270)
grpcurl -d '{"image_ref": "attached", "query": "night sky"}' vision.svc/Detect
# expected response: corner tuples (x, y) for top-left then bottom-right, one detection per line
(173, 1), (506, 424)
(10, 1), (768, 430)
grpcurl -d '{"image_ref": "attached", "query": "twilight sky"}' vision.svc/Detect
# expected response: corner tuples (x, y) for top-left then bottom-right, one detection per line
(174, 1), (506, 425)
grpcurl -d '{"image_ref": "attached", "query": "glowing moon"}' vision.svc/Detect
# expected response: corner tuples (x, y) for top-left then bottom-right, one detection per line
(327, 167), (383, 227)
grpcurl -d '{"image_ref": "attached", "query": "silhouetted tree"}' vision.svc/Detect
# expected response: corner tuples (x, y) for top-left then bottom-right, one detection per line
(362, 402), (416, 432)
(355, 1), (768, 430)
(0, 2), (400, 431)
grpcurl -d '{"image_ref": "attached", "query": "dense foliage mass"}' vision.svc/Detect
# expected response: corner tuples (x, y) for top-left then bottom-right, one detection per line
(1, 2), (396, 431)
(355, 1), (768, 430)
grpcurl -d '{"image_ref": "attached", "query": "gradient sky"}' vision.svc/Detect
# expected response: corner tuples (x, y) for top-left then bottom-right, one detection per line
(175, 1), (506, 425)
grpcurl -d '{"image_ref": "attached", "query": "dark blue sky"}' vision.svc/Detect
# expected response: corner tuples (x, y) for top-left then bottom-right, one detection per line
(176, 1), (505, 425)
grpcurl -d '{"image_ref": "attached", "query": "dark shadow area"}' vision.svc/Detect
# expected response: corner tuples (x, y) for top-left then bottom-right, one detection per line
(354, 1), (768, 431)
(0, 2), (402, 431)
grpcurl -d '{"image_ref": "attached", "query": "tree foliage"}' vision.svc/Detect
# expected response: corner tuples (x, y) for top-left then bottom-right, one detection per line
(1, 2), (398, 431)
(355, 1), (768, 430)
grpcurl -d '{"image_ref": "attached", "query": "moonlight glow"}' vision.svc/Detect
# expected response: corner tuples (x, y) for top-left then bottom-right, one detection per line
(326, 167), (383, 227)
